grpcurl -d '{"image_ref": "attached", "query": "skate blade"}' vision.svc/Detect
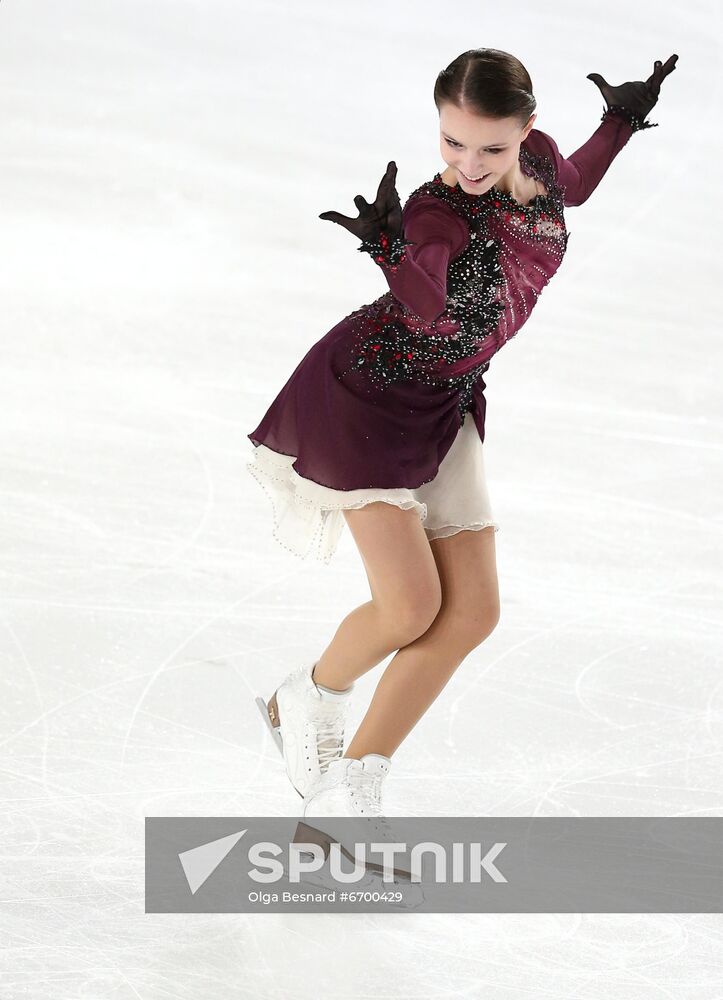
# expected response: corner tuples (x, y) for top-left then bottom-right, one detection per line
(255, 695), (284, 756)
(254, 694), (305, 800)
(293, 821), (416, 881)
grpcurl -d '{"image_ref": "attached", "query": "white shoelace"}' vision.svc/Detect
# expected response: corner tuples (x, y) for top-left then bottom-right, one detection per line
(347, 767), (387, 817)
(307, 702), (348, 769)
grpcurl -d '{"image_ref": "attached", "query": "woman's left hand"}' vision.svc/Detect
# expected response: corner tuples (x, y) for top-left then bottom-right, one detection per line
(586, 54), (678, 118)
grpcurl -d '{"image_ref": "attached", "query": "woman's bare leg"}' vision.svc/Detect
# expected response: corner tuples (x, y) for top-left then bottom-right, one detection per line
(344, 525), (500, 759)
(311, 502), (442, 692)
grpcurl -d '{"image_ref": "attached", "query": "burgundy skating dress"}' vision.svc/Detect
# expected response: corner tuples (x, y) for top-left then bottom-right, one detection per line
(247, 105), (657, 563)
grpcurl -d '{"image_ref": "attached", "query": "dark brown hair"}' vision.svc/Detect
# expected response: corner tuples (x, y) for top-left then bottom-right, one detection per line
(434, 48), (536, 127)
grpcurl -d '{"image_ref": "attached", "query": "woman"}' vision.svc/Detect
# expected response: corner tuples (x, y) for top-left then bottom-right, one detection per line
(248, 48), (678, 819)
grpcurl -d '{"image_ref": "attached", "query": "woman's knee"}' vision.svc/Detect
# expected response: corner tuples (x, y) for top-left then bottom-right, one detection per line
(344, 501), (442, 641)
(468, 602), (501, 649)
(478, 601), (501, 643)
(442, 600), (501, 653)
(377, 581), (443, 646)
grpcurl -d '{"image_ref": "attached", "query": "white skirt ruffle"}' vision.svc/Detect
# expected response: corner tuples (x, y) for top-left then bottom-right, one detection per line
(246, 410), (499, 564)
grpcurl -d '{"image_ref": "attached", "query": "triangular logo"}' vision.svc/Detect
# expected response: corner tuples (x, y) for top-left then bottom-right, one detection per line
(179, 829), (247, 894)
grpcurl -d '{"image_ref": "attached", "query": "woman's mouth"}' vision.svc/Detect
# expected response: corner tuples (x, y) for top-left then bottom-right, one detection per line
(459, 170), (491, 185)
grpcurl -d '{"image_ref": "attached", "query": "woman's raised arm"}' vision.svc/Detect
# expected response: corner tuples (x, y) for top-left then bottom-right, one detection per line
(357, 195), (468, 323)
(532, 53), (678, 207)
(319, 163), (468, 323)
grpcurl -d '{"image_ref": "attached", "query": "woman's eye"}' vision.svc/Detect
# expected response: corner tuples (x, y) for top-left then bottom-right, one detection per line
(444, 138), (502, 154)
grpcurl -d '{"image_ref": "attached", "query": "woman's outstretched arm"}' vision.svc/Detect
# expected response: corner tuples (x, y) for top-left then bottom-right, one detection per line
(319, 161), (468, 324)
(531, 108), (653, 208)
(532, 54), (678, 207)
(358, 195), (469, 322)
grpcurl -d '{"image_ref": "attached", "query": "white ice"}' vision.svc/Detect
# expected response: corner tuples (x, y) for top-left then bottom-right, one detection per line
(1, 0), (721, 997)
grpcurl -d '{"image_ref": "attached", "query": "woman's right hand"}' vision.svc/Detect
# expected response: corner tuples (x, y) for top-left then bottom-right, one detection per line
(318, 161), (403, 242)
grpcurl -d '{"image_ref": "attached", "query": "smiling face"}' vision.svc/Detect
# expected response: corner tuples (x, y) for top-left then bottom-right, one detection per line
(439, 102), (536, 194)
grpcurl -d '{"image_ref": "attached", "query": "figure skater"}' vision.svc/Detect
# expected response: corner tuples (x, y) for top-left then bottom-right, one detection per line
(247, 48), (678, 819)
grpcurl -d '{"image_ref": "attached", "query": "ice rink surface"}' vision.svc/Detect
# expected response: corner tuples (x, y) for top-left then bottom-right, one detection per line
(1, 0), (721, 996)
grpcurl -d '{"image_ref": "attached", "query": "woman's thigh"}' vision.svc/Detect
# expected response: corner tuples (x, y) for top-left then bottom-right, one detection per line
(426, 525), (500, 647)
(343, 502), (442, 637)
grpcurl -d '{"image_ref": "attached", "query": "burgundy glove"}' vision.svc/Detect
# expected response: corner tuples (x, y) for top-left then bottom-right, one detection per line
(318, 161), (414, 269)
(587, 53), (679, 130)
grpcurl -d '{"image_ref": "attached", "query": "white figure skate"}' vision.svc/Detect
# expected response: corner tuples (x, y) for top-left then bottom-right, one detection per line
(255, 660), (353, 799)
(303, 753), (391, 818)
(297, 754), (418, 882)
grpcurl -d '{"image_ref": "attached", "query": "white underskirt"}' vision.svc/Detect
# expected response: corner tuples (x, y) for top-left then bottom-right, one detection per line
(246, 411), (499, 564)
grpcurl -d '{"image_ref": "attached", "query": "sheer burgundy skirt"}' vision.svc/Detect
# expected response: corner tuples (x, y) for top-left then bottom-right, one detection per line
(246, 311), (498, 563)
(246, 409), (498, 564)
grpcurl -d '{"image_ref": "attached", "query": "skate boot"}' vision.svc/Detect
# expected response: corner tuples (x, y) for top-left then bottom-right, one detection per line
(303, 753), (391, 819)
(297, 754), (417, 882)
(255, 660), (353, 799)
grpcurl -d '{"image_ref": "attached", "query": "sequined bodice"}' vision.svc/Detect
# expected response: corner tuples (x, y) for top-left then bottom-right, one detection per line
(340, 143), (569, 414)
(404, 144), (569, 377)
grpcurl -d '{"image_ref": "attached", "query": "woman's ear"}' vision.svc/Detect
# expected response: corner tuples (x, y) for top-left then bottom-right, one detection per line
(522, 113), (537, 140)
